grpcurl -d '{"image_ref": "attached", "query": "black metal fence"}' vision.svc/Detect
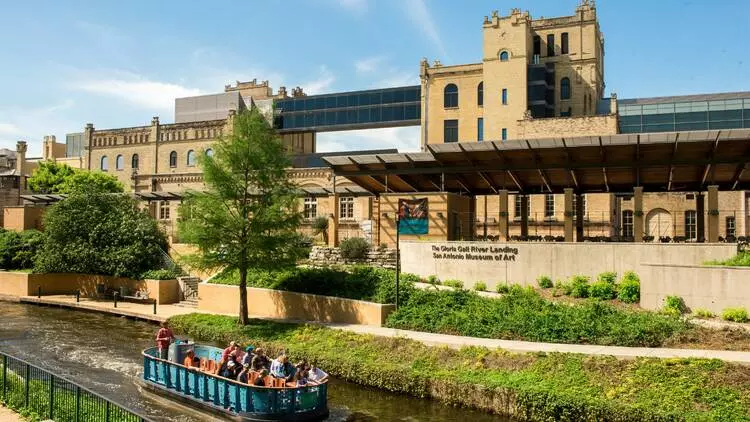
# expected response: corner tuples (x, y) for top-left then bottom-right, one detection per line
(0, 351), (152, 422)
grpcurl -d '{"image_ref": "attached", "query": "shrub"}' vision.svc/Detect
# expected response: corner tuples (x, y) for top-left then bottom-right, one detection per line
(663, 295), (687, 316)
(339, 237), (370, 260)
(400, 272), (422, 284)
(619, 279), (641, 304)
(427, 275), (440, 285)
(554, 280), (572, 296)
(311, 216), (329, 243)
(496, 283), (509, 294)
(598, 271), (617, 284)
(722, 307), (749, 323)
(0, 229), (44, 270)
(537, 275), (553, 289)
(589, 281), (616, 300)
(569, 275), (590, 298)
(705, 252), (750, 267)
(621, 271), (640, 284)
(141, 268), (183, 280)
(473, 281), (487, 292)
(694, 308), (714, 318)
(443, 279), (464, 289)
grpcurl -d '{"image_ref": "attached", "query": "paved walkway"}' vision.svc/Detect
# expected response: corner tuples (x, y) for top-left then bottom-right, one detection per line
(0, 405), (22, 422)
(14, 295), (750, 365)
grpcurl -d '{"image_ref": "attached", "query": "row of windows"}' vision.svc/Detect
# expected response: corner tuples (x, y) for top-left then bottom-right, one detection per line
(513, 195), (587, 218)
(619, 99), (750, 116)
(444, 119), (506, 143)
(444, 83), (509, 108)
(620, 211), (736, 239)
(303, 197), (356, 220)
(619, 109), (750, 134)
(276, 87), (421, 113)
(277, 104), (420, 130)
(533, 32), (570, 57)
(100, 149), (213, 171)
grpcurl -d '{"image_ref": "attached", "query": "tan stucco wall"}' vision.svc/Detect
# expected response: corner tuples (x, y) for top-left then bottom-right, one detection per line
(0, 272), (32, 297)
(3, 206), (45, 232)
(400, 241), (737, 291)
(641, 264), (750, 314)
(198, 282), (395, 326)
(145, 278), (180, 304)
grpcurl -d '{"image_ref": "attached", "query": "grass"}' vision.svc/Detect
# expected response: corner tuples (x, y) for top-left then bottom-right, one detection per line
(167, 313), (750, 421)
(705, 252), (750, 267)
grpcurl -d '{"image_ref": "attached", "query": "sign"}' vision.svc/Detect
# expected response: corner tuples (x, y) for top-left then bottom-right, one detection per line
(398, 198), (428, 235)
(430, 244), (519, 262)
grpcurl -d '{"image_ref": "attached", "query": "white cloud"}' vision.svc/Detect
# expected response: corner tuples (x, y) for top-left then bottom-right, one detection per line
(355, 56), (385, 73)
(336, 0), (368, 15)
(302, 66), (336, 95)
(0, 101), (79, 154)
(402, 0), (447, 59)
(317, 126), (421, 153)
(73, 75), (203, 112)
(0, 123), (22, 137)
(375, 71), (419, 88)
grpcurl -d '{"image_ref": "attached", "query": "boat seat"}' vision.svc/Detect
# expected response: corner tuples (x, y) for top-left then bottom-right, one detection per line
(199, 358), (208, 372)
(207, 360), (218, 374)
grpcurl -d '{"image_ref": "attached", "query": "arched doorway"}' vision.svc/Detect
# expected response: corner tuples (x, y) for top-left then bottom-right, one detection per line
(646, 208), (673, 238)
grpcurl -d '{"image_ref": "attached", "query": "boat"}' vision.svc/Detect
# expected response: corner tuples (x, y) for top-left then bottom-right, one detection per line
(140, 342), (329, 421)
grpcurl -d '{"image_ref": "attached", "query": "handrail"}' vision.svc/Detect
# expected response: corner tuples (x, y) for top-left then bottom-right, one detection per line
(1, 350), (153, 421)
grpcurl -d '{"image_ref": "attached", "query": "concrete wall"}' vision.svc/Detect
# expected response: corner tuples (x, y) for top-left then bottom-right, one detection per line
(400, 240), (737, 290)
(3, 206), (45, 231)
(198, 282), (395, 327)
(641, 264), (750, 314)
(145, 278), (180, 304)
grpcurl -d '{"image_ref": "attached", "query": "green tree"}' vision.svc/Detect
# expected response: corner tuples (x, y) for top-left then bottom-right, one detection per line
(178, 109), (304, 325)
(34, 193), (167, 278)
(27, 161), (123, 194)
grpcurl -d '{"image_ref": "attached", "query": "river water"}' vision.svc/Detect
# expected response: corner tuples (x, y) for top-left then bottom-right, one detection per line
(0, 302), (508, 421)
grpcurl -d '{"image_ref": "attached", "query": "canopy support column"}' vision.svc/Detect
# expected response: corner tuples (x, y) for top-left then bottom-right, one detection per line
(498, 190), (509, 241)
(564, 188), (574, 242)
(633, 187), (644, 242)
(707, 185), (720, 243)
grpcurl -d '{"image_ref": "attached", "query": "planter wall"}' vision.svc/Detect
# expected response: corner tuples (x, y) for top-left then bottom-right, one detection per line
(308, 246), (397, 269)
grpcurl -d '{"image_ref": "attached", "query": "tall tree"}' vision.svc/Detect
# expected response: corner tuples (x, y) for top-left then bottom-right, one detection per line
(27, 161), (76, 194)
(28, 161), (124, 194)
(178, 109), (304, 325)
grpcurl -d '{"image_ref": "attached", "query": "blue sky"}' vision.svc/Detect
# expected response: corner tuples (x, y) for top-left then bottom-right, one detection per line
(1, 0), (748, 155)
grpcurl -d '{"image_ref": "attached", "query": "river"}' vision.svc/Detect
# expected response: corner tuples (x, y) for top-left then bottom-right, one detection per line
(0, 302), (509, 421)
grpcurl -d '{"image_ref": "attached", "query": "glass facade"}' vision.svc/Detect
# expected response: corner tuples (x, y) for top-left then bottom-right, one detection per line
(274, 86), (421, 132)
(619, 97), (750, 134)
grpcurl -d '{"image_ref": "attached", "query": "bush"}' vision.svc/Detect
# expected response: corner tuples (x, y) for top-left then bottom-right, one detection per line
(622, 271), (640, 284)
(443, 279), (464, 289)
(496, 283), (509, 294)
(619, 279), (641, 304)
(427, 275), (440, 285)
(473, 281), (487, 292)
(554, 280), (572, 296)
(664, 295), (687, 316)
(598, 271), (617, 284)
(569, 275), (590, 298)
(141, 268), (183, 280)
(0, 229), (44, 270)
(589, 281), (617, 300)
(694, 308), (714, 318)
(537, 275), (553, 289)
(722, 307), (749, 323)
(339, 237), (370, 260)
(400, 272), (422, 284)
(705, 252), (750, 267)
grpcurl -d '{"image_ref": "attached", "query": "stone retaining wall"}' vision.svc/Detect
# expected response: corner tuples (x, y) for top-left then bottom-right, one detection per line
(307, 246), (397, 268)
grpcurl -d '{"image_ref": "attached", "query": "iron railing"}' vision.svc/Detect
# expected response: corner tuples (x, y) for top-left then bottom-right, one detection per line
(0, 351), (152, 422)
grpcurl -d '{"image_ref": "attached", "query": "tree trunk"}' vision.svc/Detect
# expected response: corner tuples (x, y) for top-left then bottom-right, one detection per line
(238, 262), (249, 325)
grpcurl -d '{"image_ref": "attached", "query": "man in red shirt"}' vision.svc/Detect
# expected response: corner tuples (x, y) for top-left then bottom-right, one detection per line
(221, 341), (237, 361)
(155, 321), (174, 360)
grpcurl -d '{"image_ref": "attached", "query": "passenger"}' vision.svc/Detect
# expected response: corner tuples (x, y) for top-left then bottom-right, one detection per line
(308, 363), (329, 384)
(192, 356), (200, 369)
(294, 368), (309, 387)
(251, 348), (270, 371)
(222, 358), (241, 379)
(242, 345), (256, 367)
(253, 369), (269, 387)
(237, 363), (251, 383)
(270, 352), (295, 381)
(155, 321), (175, 360)
(221, 341), (237, 361)
(182, 350), (196, 368)
(217, 358), (228, 377)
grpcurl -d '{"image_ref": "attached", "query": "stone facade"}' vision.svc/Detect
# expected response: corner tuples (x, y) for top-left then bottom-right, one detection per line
(516, 113), (618, 140)
(307, 246), (397, 269)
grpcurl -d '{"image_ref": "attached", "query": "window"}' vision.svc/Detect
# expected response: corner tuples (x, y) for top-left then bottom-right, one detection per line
(443, 83), (458, 108)
(477, 82), (484, 106)
(514, 195), (524, 219)
(560, 77), (571, 100)
(726, 216), (736, 238)
(159, 201), (170, 220)
(444, 119), (458, 143)
(547, 34), (555, 56)
(560, 107), (572, 117)
(502, 88), (508, 105)
(100, 156), (108, 171)
(477, 118), (484, 142)
(561, 32), (569, 54)
(205, 148), (214, 158)
(115, 154), (124, 170)
(544, 194), (555, 218)
(499, 51), (509, 61)
(501, 128), (507, 140)
(622, 210), (634, 238)
(572, 194), (587, 218)
(187, 150), (196, 167)
(533, 35), (541, 56)
(131, 154), (139, 169)
(339, 196), (354, 220)
(304, 197), (317, 219)
(685, 210), (697, 240)
(169, 151), (177, 168)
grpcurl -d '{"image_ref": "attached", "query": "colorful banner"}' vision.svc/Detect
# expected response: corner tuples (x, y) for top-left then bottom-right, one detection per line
(398, 198), (428, 235)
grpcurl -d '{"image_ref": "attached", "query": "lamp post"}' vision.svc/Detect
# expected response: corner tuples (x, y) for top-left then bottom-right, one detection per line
(395, 214), (400, 310)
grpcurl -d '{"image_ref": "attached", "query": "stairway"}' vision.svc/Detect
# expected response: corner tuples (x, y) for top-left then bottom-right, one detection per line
(178, 276), (200, 308)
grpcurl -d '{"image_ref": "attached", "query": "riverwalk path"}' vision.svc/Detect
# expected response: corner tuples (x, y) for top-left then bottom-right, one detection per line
(10, 294), (750, 365)
(0, 405), (22, 422)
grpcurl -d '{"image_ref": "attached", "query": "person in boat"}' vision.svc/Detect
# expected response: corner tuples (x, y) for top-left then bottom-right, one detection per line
(253, 369), (269, 387)
(182, 349), (196, 368)
(222, 357), (241, 379)
(221, 341), (237, 361)
(270, 352), (295, 381)
(237, 363), (251, 383)
(155, 321), (175, 360)
(294, 367), (309, 387)
(241, 345), (255, 366)
(251, 348), (270, 371)
(307, 362), (329, 384)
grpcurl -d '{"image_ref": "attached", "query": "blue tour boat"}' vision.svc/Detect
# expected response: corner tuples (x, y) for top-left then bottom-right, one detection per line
(140, 343), (329, 421)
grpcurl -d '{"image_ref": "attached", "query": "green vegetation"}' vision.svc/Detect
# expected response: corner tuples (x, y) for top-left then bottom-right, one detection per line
(338, 237), (370, 260)
(569, 275), (590, 298)
(168, 313), (750, 421)
(427, 275), (440, 285)
(597, 271), (618, 284)
(210, 266), (416, 304)
(495, 283), (509, 294)
(0, 229), (43, 270)
(663, 295), (687, 317)
(472, 281), (487, 292)
(177, 108), (305, 325)
(311, 216), (329, 244)
(722, 307), (749, 323)
(589, 281), (616, 300)
(386, 287), (688, 347)
(618, 272), (641, 304)
(34, 193), (167, 279)
(705, 252), (750, 267)
(694, 308), (715, 318)
(28, 160), (123, 194)
(140, 268), (183, 280)
(443, 279), (464, 289)
(536, 275), (553, 289)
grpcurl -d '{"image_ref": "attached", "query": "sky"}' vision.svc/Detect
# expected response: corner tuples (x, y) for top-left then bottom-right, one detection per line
(0, 0), (748, 156)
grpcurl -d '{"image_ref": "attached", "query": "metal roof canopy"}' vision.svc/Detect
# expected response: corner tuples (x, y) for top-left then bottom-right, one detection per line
(322, 129), (750, 195)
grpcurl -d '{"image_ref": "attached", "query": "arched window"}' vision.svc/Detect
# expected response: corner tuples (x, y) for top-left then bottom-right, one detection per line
(100, 156), (108, 171)
(560, 77), (571, 100)
(131, 154), (139, 169)
(499, 51), (509, 61)
(477, 82), (484, 106)
(443, 83), (458, 108)
(205, 148), (214, 158)
(115, 155), (124, 170)
(187, 150), (196, 167)
(169, 151), (177, 168)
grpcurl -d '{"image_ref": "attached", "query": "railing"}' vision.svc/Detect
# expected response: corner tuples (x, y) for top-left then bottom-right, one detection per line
(142, 347), (327, 418)
(0, 351), (151, 422)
